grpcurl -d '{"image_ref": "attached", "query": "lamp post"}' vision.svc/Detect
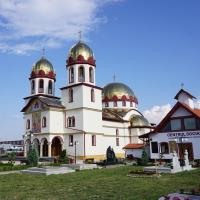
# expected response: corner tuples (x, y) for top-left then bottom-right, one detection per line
(74, 141), (78, 164)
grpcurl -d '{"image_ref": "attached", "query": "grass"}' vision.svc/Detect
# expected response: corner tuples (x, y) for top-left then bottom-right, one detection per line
(0, 163), (29, 172)
(0, 166), (200, 200)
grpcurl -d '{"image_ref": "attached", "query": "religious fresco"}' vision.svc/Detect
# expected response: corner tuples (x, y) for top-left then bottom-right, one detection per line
(32, 112), (41, 132)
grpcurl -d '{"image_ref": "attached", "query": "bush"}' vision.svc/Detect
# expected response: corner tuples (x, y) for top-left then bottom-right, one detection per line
(58, 149), (69, 164)
(27, 146), (39, 166)
(138, 149), (148, 166)
(7, 152), (16, 164)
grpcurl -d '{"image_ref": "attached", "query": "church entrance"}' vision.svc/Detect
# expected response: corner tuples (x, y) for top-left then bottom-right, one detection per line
(42, 139), (48, 157)
(178, 143), (194, 161)
(51, 137), (62, 157)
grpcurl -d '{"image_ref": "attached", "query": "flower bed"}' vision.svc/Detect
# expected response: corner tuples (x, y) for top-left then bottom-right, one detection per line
(127, 169), (160, 178)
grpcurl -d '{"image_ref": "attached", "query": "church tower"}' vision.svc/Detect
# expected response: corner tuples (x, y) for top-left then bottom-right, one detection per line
(29, 57), (56, 97)
(61, 40), (103, 159)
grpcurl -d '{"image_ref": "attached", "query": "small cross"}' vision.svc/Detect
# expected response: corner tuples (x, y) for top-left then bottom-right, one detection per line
(78, 31), (82, 41)
(113, 73), (116, 82)
(181, 83), (184, 89)
(42, 48), (45, 57)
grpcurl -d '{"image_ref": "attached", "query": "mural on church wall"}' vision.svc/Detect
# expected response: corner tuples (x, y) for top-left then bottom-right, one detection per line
(32, 112), (41, 132)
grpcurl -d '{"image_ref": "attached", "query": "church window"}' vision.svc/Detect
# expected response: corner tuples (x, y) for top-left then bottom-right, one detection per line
(122, 100), (126, 107)
(67, 117), (75, 127)
(89, 67), (94, 83)
(69, 67), (74, 83)
(38, 79), (44, 93)
(48, 80), (53, 94)
(113, 101), (117, 107)
(92, 135), (96, 146)
(116, 129), (119, 146)
(130, 101), (133, 107)
(151, 142), (158, 153)
(78, 66), (85, 82)
(69, 89), (73, 102)
(42, 117), (47, 128)
(105, 102), (109, 107)
(31, 80), (35, 94)
(26, 119), (30, 130)
(160, 142), (169, 154)
(72, 117), (75, 127)
(91, 89), (95, 102)
(69, 135), (73, 146)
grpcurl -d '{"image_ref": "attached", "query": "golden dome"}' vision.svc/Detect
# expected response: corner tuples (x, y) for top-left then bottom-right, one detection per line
(68, 41), (94, 61)
(130, 115), (150, 127)
(102, 82), (137, 100)
(32, 57), (54, 74)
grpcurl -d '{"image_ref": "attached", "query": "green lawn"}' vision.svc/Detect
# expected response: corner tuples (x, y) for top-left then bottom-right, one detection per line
(0, 166), (200, 200)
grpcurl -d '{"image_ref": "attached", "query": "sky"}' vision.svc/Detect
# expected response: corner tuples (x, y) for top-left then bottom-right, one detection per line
(0, 0), (200, 140)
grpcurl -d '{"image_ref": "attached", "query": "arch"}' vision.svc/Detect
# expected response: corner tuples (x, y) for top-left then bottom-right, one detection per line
(31, 80), (35, 94)
(41, 138), (48, 157)
(91, 89), (95, 102)
(42, 116), (47, 127)
(69, 88), (73, 102)
(26, 119), (30, 130)
(51, 137), (62, 157)
(89, 67), (94, 83)
(78, 66), (85, 82)
(33, 138), (40, 156)
(48, 80), (53, 94)
(122, 100), (126, 107)
(38, 79), (44, 93)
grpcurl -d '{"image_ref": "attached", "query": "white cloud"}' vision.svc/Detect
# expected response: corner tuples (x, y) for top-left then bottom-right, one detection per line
(0, 0), (119, 54)
(143, 104), (171, 125)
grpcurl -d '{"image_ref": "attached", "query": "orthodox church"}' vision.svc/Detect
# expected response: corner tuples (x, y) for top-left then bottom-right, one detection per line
(21, 40), (153, 161)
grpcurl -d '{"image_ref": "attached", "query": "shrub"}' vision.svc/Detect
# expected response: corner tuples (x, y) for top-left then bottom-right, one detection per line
(139, 149), (148, 166)
(7, 152), (16, 164)
(58, 149), (69, 164)
(27, 146), (39, 166)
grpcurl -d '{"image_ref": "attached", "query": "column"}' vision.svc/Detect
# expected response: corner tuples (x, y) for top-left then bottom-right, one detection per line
(40, 142), (43, 158)
(24, 144), (27, 157)
(48, 142), (52, 157)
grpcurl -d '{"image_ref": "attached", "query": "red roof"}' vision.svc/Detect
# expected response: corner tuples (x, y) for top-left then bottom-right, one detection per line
(123, 143), (145, 149)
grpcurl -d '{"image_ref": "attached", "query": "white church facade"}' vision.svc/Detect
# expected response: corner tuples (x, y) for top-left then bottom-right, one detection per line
(22, 40), (153, 161)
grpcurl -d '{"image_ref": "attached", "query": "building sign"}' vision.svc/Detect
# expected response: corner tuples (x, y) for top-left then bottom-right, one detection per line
(167, 131), (200, 138)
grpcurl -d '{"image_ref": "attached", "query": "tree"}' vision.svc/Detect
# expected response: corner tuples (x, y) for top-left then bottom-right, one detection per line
(27, 145), (39, 166)
(58, 149), (69, 164)
(8, 152), (16, 165)
(140, 149), (149, 166)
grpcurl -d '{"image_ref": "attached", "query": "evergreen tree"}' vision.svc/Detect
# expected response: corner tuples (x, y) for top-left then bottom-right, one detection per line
(27, 145), (39, 166)
(140, 149), (149, 166)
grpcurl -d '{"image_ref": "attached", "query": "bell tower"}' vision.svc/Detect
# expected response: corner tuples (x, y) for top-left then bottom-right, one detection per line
(29, 57), (56, 97)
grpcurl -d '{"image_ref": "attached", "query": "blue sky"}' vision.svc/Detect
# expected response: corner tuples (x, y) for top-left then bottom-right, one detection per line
(0, 0), (200, 140)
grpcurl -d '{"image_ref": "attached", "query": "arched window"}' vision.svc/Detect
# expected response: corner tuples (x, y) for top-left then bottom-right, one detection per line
(38, 79), (44, 93)
(160, 142), (169, 154)
(26, 119), (30, 130)
(105, 102), (109, 107)
(42, 117), (47, 128)
(67, 117), (75, 127)
(69, 89), (73, 102)
(31, 80), (35, 94)
(72, 117), (75, 127)
(69, 67), (74, 83)
(78, 66), (85, 82)
(113, 101), (117, 107)
(91, 89), (95, 102)
(48, 80), (53, 94)
(89, 67), (94, 83)
(116, 129), (119, 146)
(130, 101), (133, 107)
(122, 100), (126, 107)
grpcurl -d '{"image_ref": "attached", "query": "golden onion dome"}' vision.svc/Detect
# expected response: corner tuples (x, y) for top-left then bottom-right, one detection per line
(102, 82), (137, 101)
(68, 41), (94, 61)
(130, 115), (150, 127)
(32, 57), (54, 74)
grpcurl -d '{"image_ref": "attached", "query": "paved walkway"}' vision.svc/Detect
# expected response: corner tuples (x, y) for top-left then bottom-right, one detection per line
(0, 170), (20, 175)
